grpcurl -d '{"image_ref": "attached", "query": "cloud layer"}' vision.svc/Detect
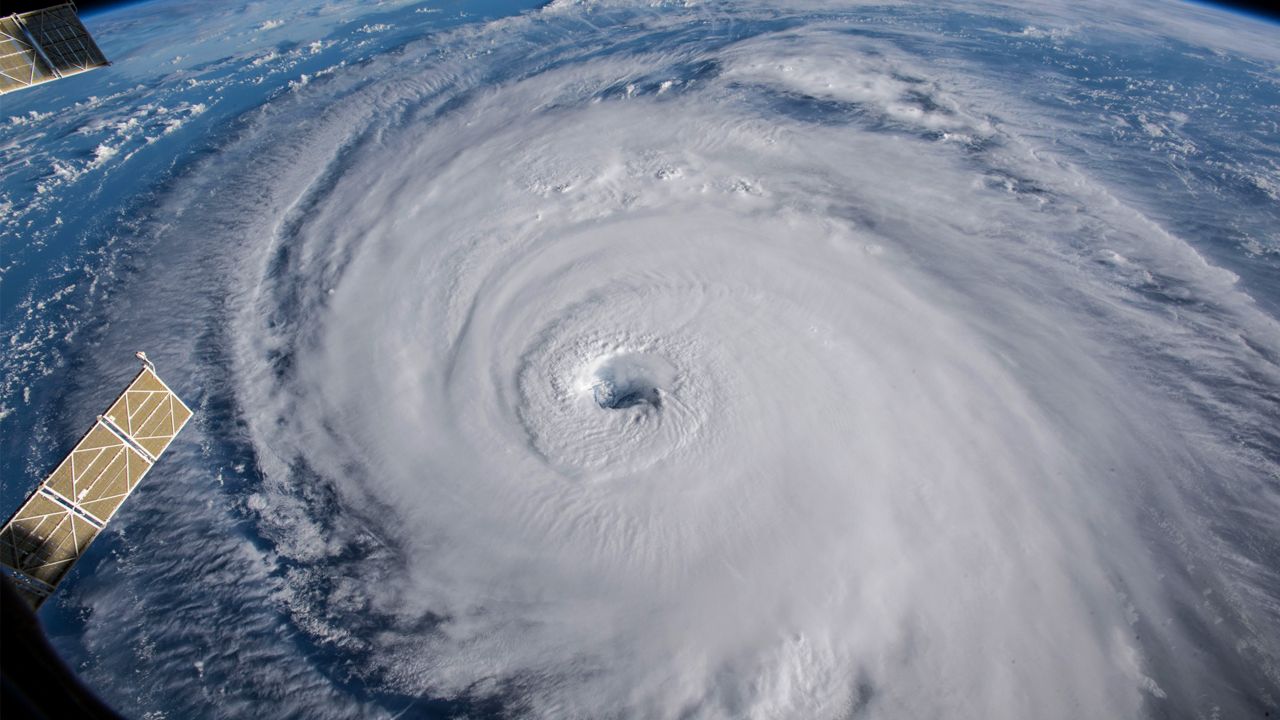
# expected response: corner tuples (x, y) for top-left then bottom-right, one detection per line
(3, 1), (1276, 718)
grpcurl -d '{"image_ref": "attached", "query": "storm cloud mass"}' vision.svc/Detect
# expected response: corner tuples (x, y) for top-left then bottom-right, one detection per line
(1, 1), (1278, 718)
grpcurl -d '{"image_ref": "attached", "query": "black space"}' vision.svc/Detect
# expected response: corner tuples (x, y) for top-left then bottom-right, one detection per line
(1194, 0), (1280, 21)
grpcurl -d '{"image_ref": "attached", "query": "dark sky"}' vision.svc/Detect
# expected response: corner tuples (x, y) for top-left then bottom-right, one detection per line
(1203, 0), (1280, 21)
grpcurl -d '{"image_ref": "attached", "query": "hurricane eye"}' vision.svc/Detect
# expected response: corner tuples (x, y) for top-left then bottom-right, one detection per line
(589, 352), (668, 410)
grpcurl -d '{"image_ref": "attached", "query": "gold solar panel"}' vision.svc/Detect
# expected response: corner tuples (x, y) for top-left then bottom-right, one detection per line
(104, 367), (194, 460)
(0, 491), (100, 591)
(44, 421), (153, 523)
(0, 15), (59, 92)
(0, 4), (109, 95)
(0, 357), (191, 607)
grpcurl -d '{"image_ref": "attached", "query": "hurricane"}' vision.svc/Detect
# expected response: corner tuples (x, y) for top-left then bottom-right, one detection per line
(1, 0), (1278, 718)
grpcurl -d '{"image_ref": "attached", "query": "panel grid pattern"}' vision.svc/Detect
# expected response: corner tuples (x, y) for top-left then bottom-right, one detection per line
(104, 367), (195, 459)
(0, 4), (108, 94)
(0, 364), (191, 607)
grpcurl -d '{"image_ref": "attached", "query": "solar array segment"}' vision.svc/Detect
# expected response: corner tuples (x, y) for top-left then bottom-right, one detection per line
(0, 490), (99, 595)
(0, 3), (108, 94)
(104, 367), (195, 460)
(0, 15), (58, 90)
(0, 361), (191, 608)
(43, 422), (154, 523)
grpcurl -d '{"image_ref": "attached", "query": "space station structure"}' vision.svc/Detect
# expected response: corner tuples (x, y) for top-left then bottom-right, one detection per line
(0, 3), (109, 95)
(0, 354), (193, 608)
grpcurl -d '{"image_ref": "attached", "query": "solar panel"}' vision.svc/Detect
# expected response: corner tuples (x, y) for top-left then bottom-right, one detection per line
(44, 421), (154, 522)
(104, 367), (195, 460)
(0, 486), (101, 599)
(0, 4), (109, 95)
(0, 357), (192, 607)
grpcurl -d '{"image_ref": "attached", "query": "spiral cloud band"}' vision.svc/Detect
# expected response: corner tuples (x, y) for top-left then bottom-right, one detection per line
(2, 1), (1278, 718)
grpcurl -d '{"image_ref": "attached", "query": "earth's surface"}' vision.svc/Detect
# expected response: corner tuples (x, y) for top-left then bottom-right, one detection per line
(1, 1), (1278, 718)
